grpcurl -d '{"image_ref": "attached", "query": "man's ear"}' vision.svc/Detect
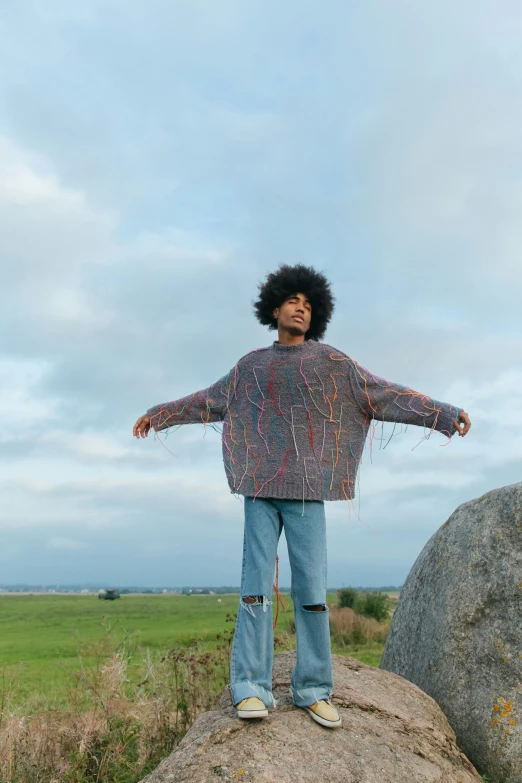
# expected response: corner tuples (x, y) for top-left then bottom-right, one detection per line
(273, 307), (279, 320)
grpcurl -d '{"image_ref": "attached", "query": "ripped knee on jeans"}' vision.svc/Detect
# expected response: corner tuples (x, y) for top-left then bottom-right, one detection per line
(240, 595), (273, 616)
(302, 604), (327, 612)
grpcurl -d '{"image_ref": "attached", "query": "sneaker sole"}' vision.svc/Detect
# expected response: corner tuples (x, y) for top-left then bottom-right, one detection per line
(237, 709), (268, 719)
(302, 706), (342, 728)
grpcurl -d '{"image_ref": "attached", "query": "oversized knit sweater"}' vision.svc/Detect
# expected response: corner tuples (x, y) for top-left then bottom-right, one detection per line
(147, 339), (463, 502)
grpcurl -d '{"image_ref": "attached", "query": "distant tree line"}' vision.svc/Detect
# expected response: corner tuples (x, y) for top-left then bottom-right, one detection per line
(180, 586), (242, 595)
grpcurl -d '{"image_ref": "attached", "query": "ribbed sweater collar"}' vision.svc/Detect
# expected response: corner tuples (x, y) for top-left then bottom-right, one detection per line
(271, 339), (314, 353)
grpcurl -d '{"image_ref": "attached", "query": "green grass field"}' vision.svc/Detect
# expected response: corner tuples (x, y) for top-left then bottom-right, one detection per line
(0, 592), (388, 708)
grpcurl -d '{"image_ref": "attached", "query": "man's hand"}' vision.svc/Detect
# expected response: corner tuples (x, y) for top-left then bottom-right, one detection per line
(133, 414), (153, 438)
(453, 410), (471, 437)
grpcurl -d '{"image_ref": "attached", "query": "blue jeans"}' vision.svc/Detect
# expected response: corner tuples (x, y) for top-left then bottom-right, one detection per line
(229, 496), (333, 708)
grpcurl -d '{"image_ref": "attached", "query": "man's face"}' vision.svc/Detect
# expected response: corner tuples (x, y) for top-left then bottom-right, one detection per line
(273, 292), (312, 335)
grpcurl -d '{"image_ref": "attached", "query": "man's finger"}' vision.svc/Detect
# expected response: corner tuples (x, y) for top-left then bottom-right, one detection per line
(134, 417), (145, 438)
(459, 412), (471, 436)
(133, 415), (151, 439)
(454, 418), (465, 436)
(454, 413), (471, 437)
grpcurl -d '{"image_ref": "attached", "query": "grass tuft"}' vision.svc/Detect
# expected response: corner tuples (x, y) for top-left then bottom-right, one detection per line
(0, 617), (237, 783)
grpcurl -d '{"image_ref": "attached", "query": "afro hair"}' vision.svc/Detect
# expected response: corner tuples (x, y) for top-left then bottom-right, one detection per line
(253, 264), (335, 341)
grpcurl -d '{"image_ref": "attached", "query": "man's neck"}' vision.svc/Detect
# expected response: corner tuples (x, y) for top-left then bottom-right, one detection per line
(276, 330), (306, 346)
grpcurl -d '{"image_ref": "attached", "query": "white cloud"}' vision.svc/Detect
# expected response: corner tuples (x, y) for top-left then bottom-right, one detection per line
(0, 136), (116, 246)
(46, 536), (89, 550)
(0, 357), (59, 433)
(0, 136), (117, 339)
(0, 468), (236, 532)
(448, 369), (522, 406)
(43, 431), (132, 461)
(126, 228), (234, 267)
(0, 157), (69, 205)
(45, 286), (114, 328)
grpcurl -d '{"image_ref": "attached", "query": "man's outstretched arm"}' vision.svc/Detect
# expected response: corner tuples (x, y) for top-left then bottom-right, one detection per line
(133, 368), (235, 438)
(346, 357), (471, 438)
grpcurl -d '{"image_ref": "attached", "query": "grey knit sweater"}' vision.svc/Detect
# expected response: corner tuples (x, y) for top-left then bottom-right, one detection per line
(147, 339), (463, 502)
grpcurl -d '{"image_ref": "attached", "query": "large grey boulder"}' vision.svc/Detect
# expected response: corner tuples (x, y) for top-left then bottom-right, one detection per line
(140, 650), (481, 783)
(381, 480), (522, 783)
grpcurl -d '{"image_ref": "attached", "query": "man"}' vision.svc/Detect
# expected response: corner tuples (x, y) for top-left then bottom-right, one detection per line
(133, 264), (471, 729)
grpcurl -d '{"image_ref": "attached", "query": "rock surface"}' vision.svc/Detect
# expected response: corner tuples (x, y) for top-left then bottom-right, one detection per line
(140, 650), (481, 783)
(380, 480), (522, 783)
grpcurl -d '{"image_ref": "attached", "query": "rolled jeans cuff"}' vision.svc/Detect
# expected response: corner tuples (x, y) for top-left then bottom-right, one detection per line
(290, 685), (332, 707)
(230, 680), (277, 708)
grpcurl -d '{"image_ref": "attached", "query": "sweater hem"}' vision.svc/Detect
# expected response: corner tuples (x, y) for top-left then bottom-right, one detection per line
(228, 476), (355, 502)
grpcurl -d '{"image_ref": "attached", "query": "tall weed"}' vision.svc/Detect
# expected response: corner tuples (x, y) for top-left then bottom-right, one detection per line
(0, 613), (238, 783)
(329, 606), (390, 646)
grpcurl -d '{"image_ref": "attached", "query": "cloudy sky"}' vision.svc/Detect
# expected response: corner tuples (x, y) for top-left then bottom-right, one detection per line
(1, 1), (521, 588)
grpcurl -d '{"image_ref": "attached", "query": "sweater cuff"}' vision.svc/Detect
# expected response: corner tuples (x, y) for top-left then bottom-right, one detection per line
(147, 403), (172, 432)
(435, 404), (463, 438)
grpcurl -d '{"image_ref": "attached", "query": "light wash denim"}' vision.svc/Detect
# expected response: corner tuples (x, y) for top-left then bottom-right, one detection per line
(229, 496), (333, 709)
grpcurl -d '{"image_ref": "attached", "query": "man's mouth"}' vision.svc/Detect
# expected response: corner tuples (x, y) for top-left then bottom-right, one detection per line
(292, 315), (304, 323)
